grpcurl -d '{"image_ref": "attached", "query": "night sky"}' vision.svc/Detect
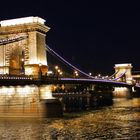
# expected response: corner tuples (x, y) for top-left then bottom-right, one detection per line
(0, 1), (140, 75)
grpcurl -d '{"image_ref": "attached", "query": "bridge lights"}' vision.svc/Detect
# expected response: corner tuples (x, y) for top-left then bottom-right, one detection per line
(58, 70), (63, 77)
(55, 66), (58, 70)
(95, 76), (98, 79)
(54, 66), (63, 77)
(59, 71), (63, 75)
(89, 73), (92, 76)
(105, 75), (109, 78)
(57, 69), (61, 73)
(74, 71), (79, 78)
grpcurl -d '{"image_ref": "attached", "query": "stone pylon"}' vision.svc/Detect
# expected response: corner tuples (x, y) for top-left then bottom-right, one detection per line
(0, 16), (50, 77)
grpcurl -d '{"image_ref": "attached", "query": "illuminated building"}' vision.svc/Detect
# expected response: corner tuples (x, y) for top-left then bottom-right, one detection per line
(0, 17), (62, 117)
(0, 16), (50, 77)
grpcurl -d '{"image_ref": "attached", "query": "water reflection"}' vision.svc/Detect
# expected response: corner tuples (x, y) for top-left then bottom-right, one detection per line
(0, 98), (140, 139)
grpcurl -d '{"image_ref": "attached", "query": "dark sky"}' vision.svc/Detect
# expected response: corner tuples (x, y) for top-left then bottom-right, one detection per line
(0, 1), (140, 75)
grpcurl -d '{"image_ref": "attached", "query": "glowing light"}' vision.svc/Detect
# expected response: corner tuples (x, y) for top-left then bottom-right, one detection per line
(76, 73), (79, 76)
(89, 73), (92, 76)
(16, 86), (32, 97)
(1, 86), (8, 94)
(47, 71), (53, 74)
(59, 72), (63, 75)
(39, 63), (42, 67)
(40, 85), (54, 99)
(115, 63), (132, 67)
(74, 71), (78, 74)
(115, 87), (128, 91)
(26, 68), (33, 75)
(55, 66), (58, 70)
(57, 69), (61, 73)
(52, 85), (57, 91)
(114, 87), (130, 97)
(0, 16), (45, 26)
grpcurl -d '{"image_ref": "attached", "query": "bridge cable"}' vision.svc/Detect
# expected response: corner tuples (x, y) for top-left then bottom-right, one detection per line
(46, 45), (95, 78)
(107, 70), (119, 79)
(112, 70), (127, 81)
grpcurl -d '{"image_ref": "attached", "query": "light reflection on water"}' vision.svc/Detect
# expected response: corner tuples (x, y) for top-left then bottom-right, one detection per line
(0, 98), (140, 140)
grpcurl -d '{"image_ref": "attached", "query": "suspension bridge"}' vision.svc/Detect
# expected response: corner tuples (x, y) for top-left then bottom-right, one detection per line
(0, 34), (137, 88)
(0, 16), (139, 117)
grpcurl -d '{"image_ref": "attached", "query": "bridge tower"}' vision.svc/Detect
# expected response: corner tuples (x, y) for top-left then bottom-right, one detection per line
(114, 63), (133, 84)
(0, 16), (50, 77)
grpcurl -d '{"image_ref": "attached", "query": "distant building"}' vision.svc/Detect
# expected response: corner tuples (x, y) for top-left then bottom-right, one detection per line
(132, 71), (140, 84)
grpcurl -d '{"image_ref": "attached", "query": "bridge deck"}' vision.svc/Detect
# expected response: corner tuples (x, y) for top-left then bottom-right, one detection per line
(0, 75), (133, 87)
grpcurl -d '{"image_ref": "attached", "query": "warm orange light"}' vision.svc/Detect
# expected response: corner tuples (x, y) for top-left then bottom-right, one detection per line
(55, 66), (58, 70)
(59, 72), (63, 75)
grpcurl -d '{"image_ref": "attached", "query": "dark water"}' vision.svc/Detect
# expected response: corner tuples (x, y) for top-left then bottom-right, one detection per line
(0, 98), (140, 140)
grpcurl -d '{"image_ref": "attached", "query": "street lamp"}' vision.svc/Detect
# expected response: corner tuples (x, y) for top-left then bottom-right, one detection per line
(74, 70), (79, 78)
(59, 71), (63, 77)
(57, 69), (61, 73)
(55, 66), (58, 70)
(54, 66), (63, 78)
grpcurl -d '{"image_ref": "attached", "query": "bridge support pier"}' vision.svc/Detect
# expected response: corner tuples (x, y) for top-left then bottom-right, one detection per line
(113, 87), (132, 98)
(41, 99), (63, 118)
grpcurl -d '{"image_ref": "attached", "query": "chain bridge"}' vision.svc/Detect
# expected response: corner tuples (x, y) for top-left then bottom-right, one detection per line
(0, 16), (139, 117)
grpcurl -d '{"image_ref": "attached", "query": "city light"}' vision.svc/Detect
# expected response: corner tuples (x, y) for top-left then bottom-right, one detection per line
(47, 70), (53, 74)
(55, 66), (58, 70)
(0, 16), (46, 26)
(89, 73), (92, 76)
(59, 72), (63, 75)
(40, 85), (54, 99)
(26, 68), (33, 75)
(39, 63), (42, 67)
(57, 69), (61, 73)
(21, 58), (24, 62)
(74, 70), (79, 77)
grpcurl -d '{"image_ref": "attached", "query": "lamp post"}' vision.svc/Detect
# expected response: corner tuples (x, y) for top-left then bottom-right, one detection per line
(54, 66), (63, 79)
(74, 70), (79, 78)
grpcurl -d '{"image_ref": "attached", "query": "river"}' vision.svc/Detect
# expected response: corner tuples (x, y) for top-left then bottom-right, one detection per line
(0, 97), (140, 140)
